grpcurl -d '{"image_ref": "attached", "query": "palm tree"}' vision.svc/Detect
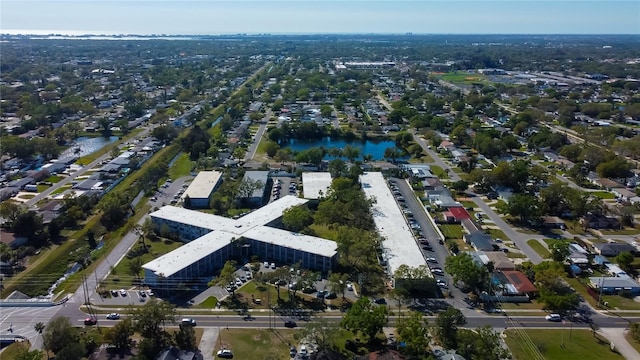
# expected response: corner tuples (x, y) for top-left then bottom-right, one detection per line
(34, 322), (45, 350)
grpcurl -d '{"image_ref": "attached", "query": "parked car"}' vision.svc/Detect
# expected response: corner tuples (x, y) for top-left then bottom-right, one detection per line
(110, 289), (118, 297)
(139, 290), (147, 297)
(106, 313), (120, 320)
(426, 257), (438, 263)
(346, 283), (354, 291)
(119, 289), (127, 296)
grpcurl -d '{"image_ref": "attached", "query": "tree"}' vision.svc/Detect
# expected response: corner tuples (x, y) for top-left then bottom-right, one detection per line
(133, 299), (176, 354)
(174, 323), (197, 350)
(445, 253), (488, 292)
(128, 257), (143, 279)
(0, 201), (26, 226)
(43, 316), (78, 355)
(264, 141), (280, 158)
(631, 322), (640, 343)
(296, 317), (342, 352)
(615, 251), (634, 273)
(34, 322), (45, 350)
(502, 193), (540, 224)
(341, 297), (388, 343)
(55, 342), (85, 360)
(104, 318), (134, 349)
(327, 272), (348, 299)
(396, 311), (430, 357)
(435, 307), (466, 350)
(281, 205), (313, 232)
(450, 180), (469, 193)
(217, 260), (238, 294)
(457, 325), (511, 360)
(549, 240), (570, 262)
(328, 158), (348, 178)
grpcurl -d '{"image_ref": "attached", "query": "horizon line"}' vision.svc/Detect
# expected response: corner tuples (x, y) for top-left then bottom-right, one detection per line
(2, 31), (639, 37)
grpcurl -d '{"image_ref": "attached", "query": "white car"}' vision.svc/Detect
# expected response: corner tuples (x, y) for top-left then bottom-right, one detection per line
(545, 314), (562, 322)
(217, 349), (233, 358)
(119, 289), (127, 296)
(426, 257), (438, 263)
(106, 313), (120, 320)
(346, 283), (354, 291)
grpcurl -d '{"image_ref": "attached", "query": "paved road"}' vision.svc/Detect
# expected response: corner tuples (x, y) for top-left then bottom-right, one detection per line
(245, 109), (272, 162)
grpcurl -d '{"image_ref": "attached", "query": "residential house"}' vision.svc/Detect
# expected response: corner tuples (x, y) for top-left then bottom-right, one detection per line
(0, 230), (28, 249)
(589, 277), (640, 295)
(464, 231), (495, 252)
(542, 216), (566, 230)
(580, 213), (620, 230)
(593, 242), (636, 257)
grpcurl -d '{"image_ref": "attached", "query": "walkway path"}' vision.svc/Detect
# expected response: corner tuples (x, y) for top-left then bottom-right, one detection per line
(599, 327), (640, 360)
(199, 327), (220, 360)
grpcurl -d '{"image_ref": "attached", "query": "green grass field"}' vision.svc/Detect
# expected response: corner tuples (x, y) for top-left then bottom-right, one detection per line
(505, 329), (623, 360)
(527, 239), (551, 259)
(168, 152), (193, 180)
(215, 328), (298, 359)
(106, 239), (183, 287)
(436, 71), (488, 84)
(591, 191), (616, 200)
(439, 224), (464, 240)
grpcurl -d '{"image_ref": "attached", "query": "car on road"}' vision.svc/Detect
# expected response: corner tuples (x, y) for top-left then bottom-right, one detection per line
(284, 320), (297, 328)
(181, 318), (197, 326)
(106, 313), (120, 320)
(545, 314), (562, 322)
(119, 289), (127, 296)
(374, 298), (387, 305)
(217, 349), (233, 358)
(84, 317), (97, 326)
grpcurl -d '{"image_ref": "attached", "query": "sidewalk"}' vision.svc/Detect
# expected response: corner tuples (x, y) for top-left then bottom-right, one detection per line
(599, 327), (640, 360)
(199, 327), (220, 360)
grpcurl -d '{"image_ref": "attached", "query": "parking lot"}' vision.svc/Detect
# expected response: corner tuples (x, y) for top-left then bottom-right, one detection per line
(269, 176), (298, 203)
(149, 176), (193, 208)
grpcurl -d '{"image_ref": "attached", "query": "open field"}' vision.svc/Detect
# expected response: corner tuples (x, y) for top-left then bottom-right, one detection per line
(215, 328), (298, 359)
(436, 71), (488, 84)
(168, 152), (193, 180)
(591, 191), (616, 200)
(505, 329), (623, 360)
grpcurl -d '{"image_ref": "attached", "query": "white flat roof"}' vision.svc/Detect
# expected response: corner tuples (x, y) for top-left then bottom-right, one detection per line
(359, 172), (428, 275)
(238, 195), (308, 227)
(243, 226), (337, 258)
(145, 195), (333, 277)
(150, 206), (237, 232)
(183, 171), (222, 199)
(302, 172), (332, 199)
(143, 231), (235, 278)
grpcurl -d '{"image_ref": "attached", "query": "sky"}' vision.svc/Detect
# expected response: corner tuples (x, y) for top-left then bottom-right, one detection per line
(1, 0), (639, 35)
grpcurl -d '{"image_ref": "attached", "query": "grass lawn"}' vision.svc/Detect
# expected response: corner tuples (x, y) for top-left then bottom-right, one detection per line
(439, 224), (463, 240)
(500, 301), (544, 310)
(45, 175), (64, 183)
(505, 329), (623, 360)
(0, 341), (46, 359)
(308, 224), (339, 240)
(168, 152), (193, 180)
(599, 228), (640, 236)
(37, 184), (50, 192)
(591, 191), (616, 200)
(215, 328), (299, 359)
(459, 201), (475, 209)
(527, 239), (551, 259)
(430, 165), (448, 179)
(197, 296), (219, 309)
(106, 239), (183, 287)
(624, 333), (640, 354)
(255, 136), (271, 155)
(486, 228), (508, 241)
(51, 185), (72, 195)
(437, 71), (488, 84)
